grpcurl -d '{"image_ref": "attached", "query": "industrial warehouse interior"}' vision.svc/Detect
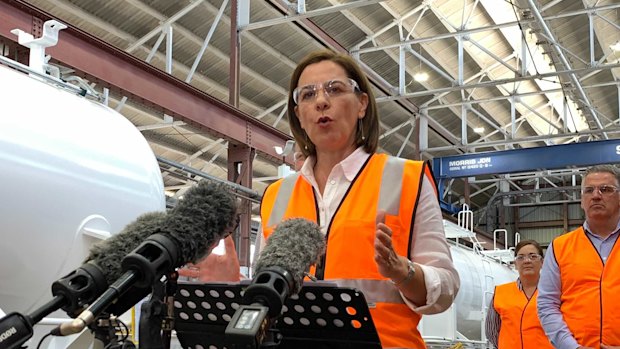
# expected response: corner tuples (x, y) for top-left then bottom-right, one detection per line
(1, 0), (619, 348)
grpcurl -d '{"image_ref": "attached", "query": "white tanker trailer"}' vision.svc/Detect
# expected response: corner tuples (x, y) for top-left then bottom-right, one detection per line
(420, 221), (517, 348)
(0, 56), (165, 347)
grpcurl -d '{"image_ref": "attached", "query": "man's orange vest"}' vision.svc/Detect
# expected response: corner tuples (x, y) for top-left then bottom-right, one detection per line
(493, 282), (553, 349)
(260, 153), (434, 348)
(552, 227), (620, 347)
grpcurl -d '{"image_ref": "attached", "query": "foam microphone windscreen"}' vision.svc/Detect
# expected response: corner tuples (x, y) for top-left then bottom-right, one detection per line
(86, 211), (167, 285)
(159, 180), (237, 264)
(254, 218), (325, 293)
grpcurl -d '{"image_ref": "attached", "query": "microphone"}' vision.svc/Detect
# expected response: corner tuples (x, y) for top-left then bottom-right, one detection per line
(225, 218), (325, 348)
(60, 211), (168, 316)
(54, 181), (237, 336)
(0, 211), (166, 349)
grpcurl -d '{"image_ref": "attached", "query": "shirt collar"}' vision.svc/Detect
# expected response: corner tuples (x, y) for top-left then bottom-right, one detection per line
(340, 147), (371, 181)
(299, 154), (315, 180)
(299, 146), (371, 182)
(583, 220), (620, 240)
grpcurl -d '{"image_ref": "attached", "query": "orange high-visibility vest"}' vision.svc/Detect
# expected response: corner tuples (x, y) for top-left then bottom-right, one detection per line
(493, 282), (553, 349)
(552, 227), (620, 348)
(260, 153), (435, 348)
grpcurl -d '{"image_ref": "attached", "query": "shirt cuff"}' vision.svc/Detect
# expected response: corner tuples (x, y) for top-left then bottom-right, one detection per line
(401, 264), (441, 314)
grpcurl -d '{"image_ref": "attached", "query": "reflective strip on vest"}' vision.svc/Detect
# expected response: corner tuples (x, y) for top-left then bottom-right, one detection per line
(378, 156), (405, 216)
(267, 173), (299, 227)
(329, 279), (405, 305)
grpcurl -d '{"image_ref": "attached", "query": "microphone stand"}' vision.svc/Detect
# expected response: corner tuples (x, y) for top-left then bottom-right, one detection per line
(138, 272), (177, 349)
(90, 313), (115, 349)
(89, 313), (135, 349)
(139, 281), (166, 349)
(161, 272), (178, 349)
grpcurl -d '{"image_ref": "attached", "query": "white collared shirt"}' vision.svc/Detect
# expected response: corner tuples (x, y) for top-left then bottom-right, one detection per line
(298, 147), (369, 234)
(256, 147), (459, 314)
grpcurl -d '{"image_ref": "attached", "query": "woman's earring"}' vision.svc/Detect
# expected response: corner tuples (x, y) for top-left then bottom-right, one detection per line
(304, 133), (309, 150)
(358, 119), (365, 141)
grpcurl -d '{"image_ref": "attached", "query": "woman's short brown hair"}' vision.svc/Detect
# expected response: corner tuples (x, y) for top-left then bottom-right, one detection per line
(514, 239), (544, 257)
(287, 49), (379, 157)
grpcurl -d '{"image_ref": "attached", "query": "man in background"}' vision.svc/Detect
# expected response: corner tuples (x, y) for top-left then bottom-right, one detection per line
(538, 164), (620, 349)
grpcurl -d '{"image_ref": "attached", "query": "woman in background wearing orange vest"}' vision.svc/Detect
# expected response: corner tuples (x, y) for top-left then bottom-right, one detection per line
(485, 240), (553, 349)
(257, 49), (460, 348)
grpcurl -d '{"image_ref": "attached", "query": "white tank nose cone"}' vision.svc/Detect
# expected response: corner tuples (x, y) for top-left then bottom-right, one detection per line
(0, 65), (165, 314)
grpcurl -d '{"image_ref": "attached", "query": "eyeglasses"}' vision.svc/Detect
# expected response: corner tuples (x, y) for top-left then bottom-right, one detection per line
(292, 78), (360, 105)
(581, 185), (619, 196)
(515, 253), (542, 262)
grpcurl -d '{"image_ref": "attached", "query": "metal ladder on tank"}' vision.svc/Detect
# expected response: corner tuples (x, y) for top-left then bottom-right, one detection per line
(458, 204), (495, 348)
(457, 204), (486, 255)
(480, 257), (495, 346)
(476, 229), (518, 264)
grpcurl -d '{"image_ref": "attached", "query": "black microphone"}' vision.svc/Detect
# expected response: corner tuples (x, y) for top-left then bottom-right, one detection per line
(54, 181), (237, 336)
(225, 218), (325, 348)
(0, 211), (167, 349)
(60, 211), (168, 316)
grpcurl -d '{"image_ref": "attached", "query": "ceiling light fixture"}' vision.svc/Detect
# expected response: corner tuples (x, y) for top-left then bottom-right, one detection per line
(473, 127), (485, 134)
(414, 44), (428, 82)
(414, 72), (429, 82)
(611, 41), (620, 52)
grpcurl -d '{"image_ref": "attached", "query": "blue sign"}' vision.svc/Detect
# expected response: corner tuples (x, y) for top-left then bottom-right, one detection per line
(433, 139), (620, 179)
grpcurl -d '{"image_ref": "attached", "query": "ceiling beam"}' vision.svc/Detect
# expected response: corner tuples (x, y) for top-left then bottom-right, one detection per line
(0, 0), (291, 161)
